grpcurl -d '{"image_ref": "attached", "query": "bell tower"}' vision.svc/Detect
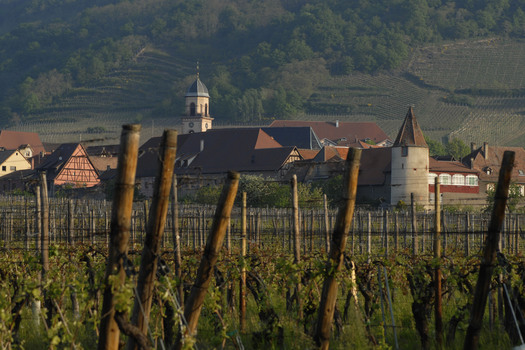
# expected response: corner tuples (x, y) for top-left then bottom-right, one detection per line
(182, 64), (213, 134)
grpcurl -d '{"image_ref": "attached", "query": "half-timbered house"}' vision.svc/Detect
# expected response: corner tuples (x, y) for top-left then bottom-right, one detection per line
(36, 143), (100, 191)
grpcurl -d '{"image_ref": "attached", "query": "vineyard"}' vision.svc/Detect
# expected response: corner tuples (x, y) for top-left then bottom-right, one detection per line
(0, 187), (523, 349)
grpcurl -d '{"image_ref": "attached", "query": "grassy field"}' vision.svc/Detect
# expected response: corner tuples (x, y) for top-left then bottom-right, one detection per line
(11, 38), (525, 147)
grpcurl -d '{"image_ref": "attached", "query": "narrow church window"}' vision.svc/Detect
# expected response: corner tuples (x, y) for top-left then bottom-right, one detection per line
(205, 104), (208, 116)
(401, 147), (408, 157)
(190, 103), (196, 116)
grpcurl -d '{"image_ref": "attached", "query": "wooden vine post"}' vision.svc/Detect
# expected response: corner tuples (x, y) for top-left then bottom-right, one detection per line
(127, 130), (177, 350)
(464, 151), (515, 350)
(434, 177), (443, 348)
(40, 172), (49, 279)
(175, 171), (240, 350)
(291, 174), (303, 319)
(314, 148), (362, 349)
(98, 124), (141, 350)
(411, 193), (418, 255)
(240, 191), (247, 332)
(323, 194), (330, 252)
(172, 175), (183, 306)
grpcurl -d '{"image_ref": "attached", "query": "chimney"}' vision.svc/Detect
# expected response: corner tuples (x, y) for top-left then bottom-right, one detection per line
(335, 120), (339, 128)
(200, 139), (204, 152)
(471, 142), (476, 152)
(483, 142), (488, 160)
(470, 157), (474, 169)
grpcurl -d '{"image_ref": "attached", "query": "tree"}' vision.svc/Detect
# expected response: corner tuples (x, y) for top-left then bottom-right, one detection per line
(445, 138), (470, 160)
(424, 135), (446, 156)
(486, 182), (524, 212)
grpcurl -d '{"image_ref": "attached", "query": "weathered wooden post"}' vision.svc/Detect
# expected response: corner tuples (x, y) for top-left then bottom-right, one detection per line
(465, 213), (470, 256)
(384, 210), (389, 257)
(98, 124), (141, 350)
(314, 148), (361, 350)
(240, 192), (247, 333)
(175, 171), (239, 350)
(367, 212), (371, 263)
(40, 172), (49, 280)
(411, 193), (418, 255)
(127, 129), (177, 350)
(464, 151), (515, 350)
(35, 185), (41, 254)
(434, 177), (443, 348)
(172, 175), (183, 306)
(291, 174), (303, 319)
(24, 198), (29, 250)
(324, 194), (330, 253)
(394, 212), (399, 252)
(68, 200), (74, 245)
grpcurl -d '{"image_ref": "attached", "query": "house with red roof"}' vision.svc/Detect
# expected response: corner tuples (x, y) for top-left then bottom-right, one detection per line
(288, 107), (487, 208)
(0, 131), (45, 157)
(135, 128), (302, 197)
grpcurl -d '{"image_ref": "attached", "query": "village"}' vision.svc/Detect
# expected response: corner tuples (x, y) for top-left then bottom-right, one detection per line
(0, 74), (522, 211)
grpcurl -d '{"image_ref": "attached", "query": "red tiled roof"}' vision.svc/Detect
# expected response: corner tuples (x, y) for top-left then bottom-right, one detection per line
(463, 144), (525, 182)
(429, 157), (477, 174)
(138, 128), (297, 176)
(313, 146), (349, 162)
(0, 131), (45, 154)
(297, 149), (318, 160)
(269, 120), (389, 146)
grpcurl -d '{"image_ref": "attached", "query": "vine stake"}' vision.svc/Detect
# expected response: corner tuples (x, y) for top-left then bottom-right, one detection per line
(464, 151), (515, 350)
(314, 148), (361, 349)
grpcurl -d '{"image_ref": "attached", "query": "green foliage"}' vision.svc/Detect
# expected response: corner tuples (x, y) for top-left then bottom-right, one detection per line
(424, 135), (446, 156)
(86, 126), (106, 133)
(1, 0), (525, 125)
(445, 138), (471, 160)
(486, 182), (525, 212)
(443, 93), (475, 106)
(312, 175), (342, 205)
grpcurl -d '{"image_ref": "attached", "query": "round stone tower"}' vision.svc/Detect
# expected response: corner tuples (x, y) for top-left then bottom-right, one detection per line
(390, 107), (429, 208)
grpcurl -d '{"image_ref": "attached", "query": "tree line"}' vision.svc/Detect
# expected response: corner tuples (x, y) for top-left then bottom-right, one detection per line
(1, 0), (525, 125)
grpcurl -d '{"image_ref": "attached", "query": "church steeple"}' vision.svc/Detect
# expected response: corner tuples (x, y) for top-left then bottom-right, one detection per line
(181, 64), (213, 134)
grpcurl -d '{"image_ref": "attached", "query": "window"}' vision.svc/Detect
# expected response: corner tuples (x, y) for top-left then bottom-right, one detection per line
(1, 166), (5, 171)
(9, 166), (16, 171)
(190, 103), (196, 116)
(401, 147), (408, 157)
(428, 173), (437, 185)
(466, 175), (478, 186)
(452, 174), (465, 185)
(439, 174), (451, 185)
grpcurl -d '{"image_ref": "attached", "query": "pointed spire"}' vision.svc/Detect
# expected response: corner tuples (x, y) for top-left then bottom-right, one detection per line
(393, 106), (428, 147)
(196, 60), (200, 79)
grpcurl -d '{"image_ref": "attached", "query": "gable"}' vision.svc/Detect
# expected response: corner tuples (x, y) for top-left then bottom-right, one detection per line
(54, 145), (99, 187)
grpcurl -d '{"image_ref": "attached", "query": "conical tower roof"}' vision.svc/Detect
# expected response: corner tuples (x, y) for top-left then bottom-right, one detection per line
(393, 107), (427, 147)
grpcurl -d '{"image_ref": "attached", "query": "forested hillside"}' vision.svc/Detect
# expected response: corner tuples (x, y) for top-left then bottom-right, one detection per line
(1, 0), (525, 142)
